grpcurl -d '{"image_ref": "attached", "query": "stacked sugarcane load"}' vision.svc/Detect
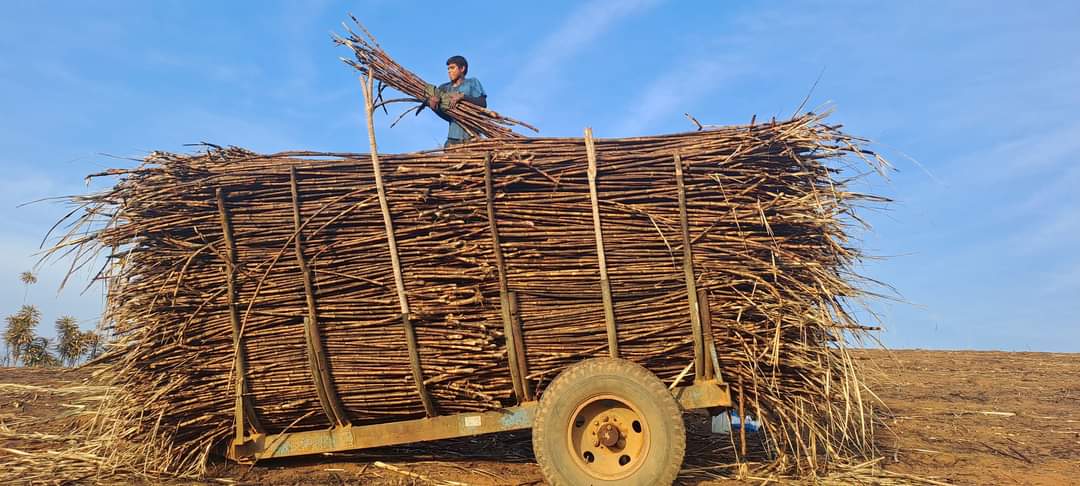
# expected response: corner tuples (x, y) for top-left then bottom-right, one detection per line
(49, 115), (887, 477)
(36, 20), (890, 480)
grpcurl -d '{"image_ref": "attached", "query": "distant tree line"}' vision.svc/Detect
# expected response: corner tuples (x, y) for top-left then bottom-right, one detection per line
(2, 271), (108, 368)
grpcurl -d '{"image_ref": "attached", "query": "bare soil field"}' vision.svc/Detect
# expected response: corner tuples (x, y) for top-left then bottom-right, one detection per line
(2, 349), (1078, 485)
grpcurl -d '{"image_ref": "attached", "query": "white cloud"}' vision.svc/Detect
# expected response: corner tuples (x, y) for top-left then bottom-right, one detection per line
(1006, 205), (1080, 257)
(0, 171), (62, 205)
(985, 122), (1080, 179)
(1010, 163), (1080, 216)
(142, 47), (265, 87)
(502, 0), (661, 117)
(611, 55), (742, 136)
(895, 120), (1080, 213)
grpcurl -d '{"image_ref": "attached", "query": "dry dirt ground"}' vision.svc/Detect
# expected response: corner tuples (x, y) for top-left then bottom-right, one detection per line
(2, 349), (1078, 485)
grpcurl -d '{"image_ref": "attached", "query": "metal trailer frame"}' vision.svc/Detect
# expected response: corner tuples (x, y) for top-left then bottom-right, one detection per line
(224, 128), (733, 463)
(228, 379), (730, 461)
(226, 285), (732, 462)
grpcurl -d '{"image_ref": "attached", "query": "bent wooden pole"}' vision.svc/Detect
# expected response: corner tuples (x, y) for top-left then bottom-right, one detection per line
(484, 153), (527, 402)
(360, 72), (437, 417)
(215, 189), (264, 442)
(290, 167), (350, 427)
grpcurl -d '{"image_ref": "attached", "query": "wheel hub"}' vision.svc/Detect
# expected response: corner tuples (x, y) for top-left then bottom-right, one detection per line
(597, 422), (621, 447)
(567, 394), (650, 480)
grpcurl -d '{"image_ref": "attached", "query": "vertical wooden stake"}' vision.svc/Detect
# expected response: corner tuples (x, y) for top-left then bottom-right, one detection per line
(739, 375), (747, 458)
(484, 154), (526, 402)
(508, 291), (532, 400)
(697, 288), (717, 380)
(215, 189), (263, 442)
(290, 168), (350, 427)
(675, 152), (705, 382)
(584, 128), (619, 358)
(360, 72), (436, 417)
(401, 312), (436, 416)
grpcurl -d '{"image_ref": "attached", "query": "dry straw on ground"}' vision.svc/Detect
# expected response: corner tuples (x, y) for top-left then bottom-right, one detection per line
(26, 110), (893, 481)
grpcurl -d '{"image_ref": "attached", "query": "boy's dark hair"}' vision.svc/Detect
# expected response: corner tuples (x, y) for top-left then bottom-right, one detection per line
(446, 55), (468, 75)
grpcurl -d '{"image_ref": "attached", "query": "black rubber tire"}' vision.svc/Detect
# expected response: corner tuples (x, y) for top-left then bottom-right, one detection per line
(532, 358), (685, 486)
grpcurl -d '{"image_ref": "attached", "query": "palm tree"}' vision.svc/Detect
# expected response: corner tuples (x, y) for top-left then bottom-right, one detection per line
(4, 305), (40, 366)
(55, 316), (82, 367)
(23, 336), (59, 367)
(81, 329), (107, 362)
(19, 271), (37, 303)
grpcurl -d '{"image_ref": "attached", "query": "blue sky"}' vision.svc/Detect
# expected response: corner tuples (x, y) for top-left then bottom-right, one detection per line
(1, 1), (1077, 351)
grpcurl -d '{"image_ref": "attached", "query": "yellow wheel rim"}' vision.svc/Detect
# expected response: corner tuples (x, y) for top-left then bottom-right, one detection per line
(566, 394), (650, 480)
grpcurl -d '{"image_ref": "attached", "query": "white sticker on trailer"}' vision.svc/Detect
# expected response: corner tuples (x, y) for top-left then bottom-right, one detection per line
(464, 415), (482, 427)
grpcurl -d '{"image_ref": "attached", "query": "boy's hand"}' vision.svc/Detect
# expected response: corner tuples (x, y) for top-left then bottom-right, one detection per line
(447, 92), (464, 108)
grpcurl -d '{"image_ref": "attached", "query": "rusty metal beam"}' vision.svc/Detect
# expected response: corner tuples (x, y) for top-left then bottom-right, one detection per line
(484, 154), (526, 403)
(230, 402), (539, 461)
(674, 152), (706, 382)
(584, 127), (619, 358)
(227, 377), (732, 462)
(290, 168), (350, 427)
(215, 188), (264, 444)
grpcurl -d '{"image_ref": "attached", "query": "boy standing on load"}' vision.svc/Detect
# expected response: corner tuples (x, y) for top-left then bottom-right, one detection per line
(426, 55), (487, 147)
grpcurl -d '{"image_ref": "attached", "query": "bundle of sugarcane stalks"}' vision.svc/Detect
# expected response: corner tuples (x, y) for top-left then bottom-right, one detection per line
(333, 17), (539, 139)
(43, 112), (888, 479)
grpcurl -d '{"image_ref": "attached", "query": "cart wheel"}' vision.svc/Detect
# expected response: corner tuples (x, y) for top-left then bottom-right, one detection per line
(532, 358), (685, 486)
